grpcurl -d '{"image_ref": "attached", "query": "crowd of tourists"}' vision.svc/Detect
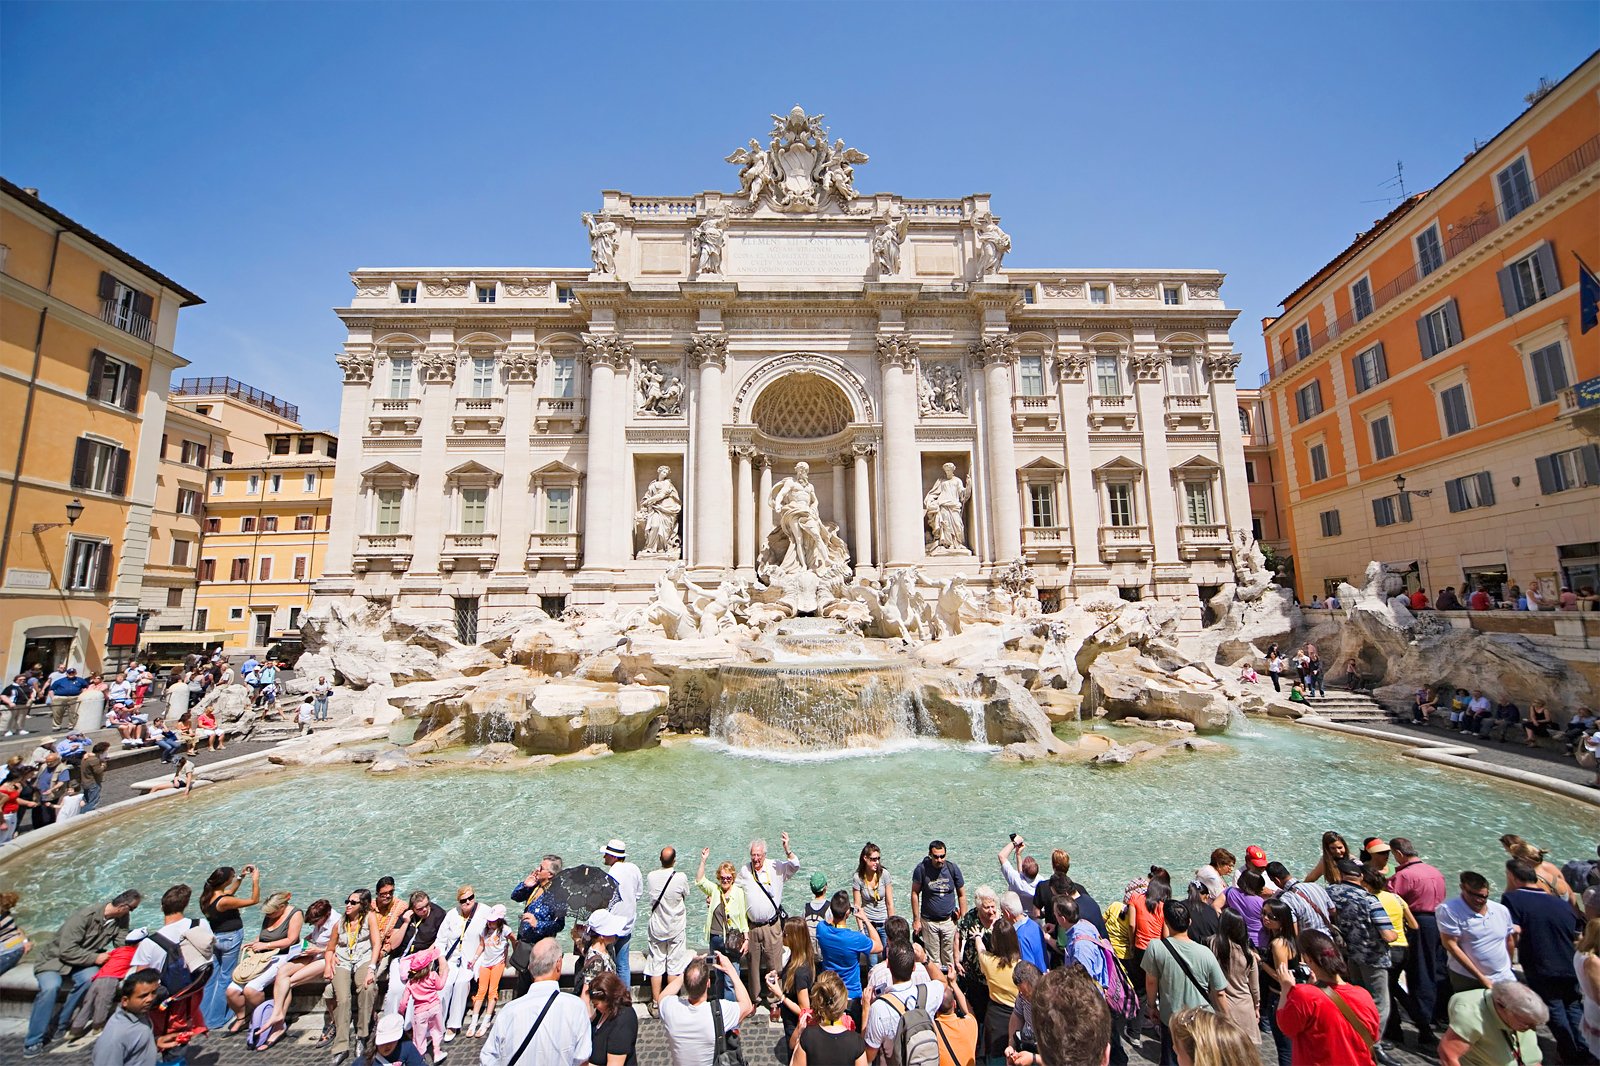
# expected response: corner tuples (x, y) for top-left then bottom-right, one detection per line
(1305, 582), (1600, 613)
(6, 825), (1600, 1066)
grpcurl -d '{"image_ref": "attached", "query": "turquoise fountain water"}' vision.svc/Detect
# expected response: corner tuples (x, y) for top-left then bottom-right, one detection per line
(1, 720), (1592, 952)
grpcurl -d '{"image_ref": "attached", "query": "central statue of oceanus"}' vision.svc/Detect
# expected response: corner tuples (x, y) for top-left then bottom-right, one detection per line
(762, 461), (850, 580)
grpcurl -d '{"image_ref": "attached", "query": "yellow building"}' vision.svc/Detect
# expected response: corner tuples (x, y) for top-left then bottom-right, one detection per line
(0, 178), (203, 676)
(194, 429), (337, 650)
(139, 378), (303, 641)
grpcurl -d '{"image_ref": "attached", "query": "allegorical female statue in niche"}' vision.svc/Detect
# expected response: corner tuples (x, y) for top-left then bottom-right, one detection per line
(635, 467), (682, 557)
(924, 463), (972, 554)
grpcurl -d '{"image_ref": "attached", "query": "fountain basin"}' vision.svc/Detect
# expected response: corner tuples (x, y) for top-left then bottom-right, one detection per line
(714, 661), (923, 749)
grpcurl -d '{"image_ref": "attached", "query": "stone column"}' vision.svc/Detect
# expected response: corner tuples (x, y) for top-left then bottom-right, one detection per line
(734, 446), (756, 573)
(580, 332), (632, 570)
(1054, 343), (1100, 566)
(497, 345), (539, 578)
(830, 454), (848, 534)
(1206, 349), (1250, 537)
(852, 444), (874, 570)
(323, 348), (376, 577)
(876, 334), (923, 567)
(756, 456), (773, 550)
(973, 334), (1022, 564)
(688, 332), (732, 570)
(409, 341), (459, 575)
(1131, 341), (1180, 561)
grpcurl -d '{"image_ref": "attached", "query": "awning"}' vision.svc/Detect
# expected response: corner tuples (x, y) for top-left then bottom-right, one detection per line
(138, 631), (226, 645)
(1380, 560), (1419, 572)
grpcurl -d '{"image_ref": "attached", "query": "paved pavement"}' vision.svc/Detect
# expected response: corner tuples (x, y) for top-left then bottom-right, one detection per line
(0, 1007), (1446, 1065)
(1365, 716), (1598, 787)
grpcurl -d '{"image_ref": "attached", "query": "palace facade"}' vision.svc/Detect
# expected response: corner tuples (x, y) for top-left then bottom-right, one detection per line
(317, 109), (1254, 632)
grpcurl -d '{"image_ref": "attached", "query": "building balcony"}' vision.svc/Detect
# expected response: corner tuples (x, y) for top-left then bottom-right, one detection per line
(440, 532), (499, 572)
(1558, 379), (1600, 440)
(535, 397), (586, 433)
(353, 533), (412, 574)
(368, 397), (422, 435)
(526, 531), (581, 569)
(1163, 393), (1214, 432)
(1011, 394), (1060, 431)
(100, 298), (153, 341)
(1021, 526), (1073, 564)
(1098, 524), (1153, 562)
(1177, 523), (1230, 561)
(1088, 394), (1136, 432)
(1240, 432), (1270, 448)
(452, 395), (505, 435)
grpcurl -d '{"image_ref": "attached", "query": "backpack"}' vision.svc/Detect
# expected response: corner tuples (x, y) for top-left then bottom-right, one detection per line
(1073, 931), (1137, 1018)
(146, 928), (211, 1006)
(244, 1000), (276, 1050)
(708, 996), (746, 1066)
(884, 988), (941, 1066)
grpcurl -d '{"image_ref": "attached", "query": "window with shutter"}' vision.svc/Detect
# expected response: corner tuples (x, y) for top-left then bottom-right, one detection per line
(1319, 510), (1342, 538)
(1369, 415), (1395, 460)
(1351, 278), (1374, 322)
(293, 556), (307, 580)
(1475, 471), (1495, 507)
(258, 558), (272, 581)
(230, 558), (248, 581)
(460, 488), (489, 534)
(1415, 226), (1445, 276)
(1440, 384), (1472, 436)
(545, 487), (573, 533)
(119, 364), (142, 412)
(1496, 158), (1536, 220)
(1308, 443), (1329, 482)
(198, 558), (215, 582)
(1019, 355), (1045, 396)
(1353, 344), (1387, 392)
(1528, 343), (1569, 405)
(1294, 323), (1312, 359)
(86, 350), (107, 401)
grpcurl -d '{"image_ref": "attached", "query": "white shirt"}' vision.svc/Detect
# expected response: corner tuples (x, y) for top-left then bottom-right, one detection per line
(863, 979), (945, 1054)
(867, 959), (931, 995)
(658, 994), (743, 1066)
(131, 916), (211, 970)
(999, 860), (1047, 908)
(478, 980), (590, 1066)
(437, 905), (487, 972)
(738, 855), (800, 924)
(646, 868), (690, 942)
(607, 860), (645, 936)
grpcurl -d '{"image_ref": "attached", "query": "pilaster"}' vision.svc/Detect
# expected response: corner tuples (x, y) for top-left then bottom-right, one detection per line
(688, 329), (732, 570)
(972, 333), (1022, 564)
(875, 331), (923, 567)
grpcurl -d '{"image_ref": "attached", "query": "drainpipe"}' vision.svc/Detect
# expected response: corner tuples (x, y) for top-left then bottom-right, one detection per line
(0, 226), (64, 583)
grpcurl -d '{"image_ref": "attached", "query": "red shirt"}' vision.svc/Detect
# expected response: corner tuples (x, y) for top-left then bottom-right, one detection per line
(0, 782), (19, 816)
(1469, 590), (1492, 610)
(1409, 591), (1428, 610)
(1277, 982), (1380, 1066)
(1388, 858), (1447, 914)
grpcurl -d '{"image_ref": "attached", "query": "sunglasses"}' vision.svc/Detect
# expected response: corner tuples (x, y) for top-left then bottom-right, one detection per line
(346, 899), (362, 906)
(459, 895), (475, 904)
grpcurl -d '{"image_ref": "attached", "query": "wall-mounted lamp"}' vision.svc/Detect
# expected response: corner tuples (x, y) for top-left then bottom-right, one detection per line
(1394, 474), (1432, 499)
(32, 498), (85, 534)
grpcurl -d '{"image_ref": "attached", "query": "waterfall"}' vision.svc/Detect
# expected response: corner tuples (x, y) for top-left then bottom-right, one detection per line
(712, 662), (926, 750)
(945, 673), (988, 746)
(469, 698), (516, 745)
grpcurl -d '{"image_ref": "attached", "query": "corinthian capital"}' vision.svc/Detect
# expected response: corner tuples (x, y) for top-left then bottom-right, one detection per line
(503, 347), (540, 383)
(335, 351), (374, 384)
(1053, 349), (1091, 382)
(581, 332), (634, 369)
(969, 333), (1018, 367)
(1206, 352), (1242, 383)
(875, 333), (920, 369)
(685, 331), (729, 369)
(418, 350), (457, 385)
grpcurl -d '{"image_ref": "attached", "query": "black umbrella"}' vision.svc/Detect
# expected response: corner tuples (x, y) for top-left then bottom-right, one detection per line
(552, 864), (615, 914)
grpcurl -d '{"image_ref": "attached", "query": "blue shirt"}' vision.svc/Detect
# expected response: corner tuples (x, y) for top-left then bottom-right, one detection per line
(911, 858), (965, 921)
(815, 921), (873, 999)
(1015, 915), (1048, 973)
(1064, 919), (1109, 988)
(508, 881), (567, 943)
(49, 676), (88, 697)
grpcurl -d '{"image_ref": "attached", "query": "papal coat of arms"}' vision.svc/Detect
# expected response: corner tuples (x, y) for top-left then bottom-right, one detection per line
(724, 105), (869, 214)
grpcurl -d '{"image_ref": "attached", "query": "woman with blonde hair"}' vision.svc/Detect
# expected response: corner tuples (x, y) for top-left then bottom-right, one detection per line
(765, 915), (815, 1052)
(1499, 833), (1577, 904)
(696, 846), (749, 1002)
(792, 969), (866, 1066)
(1170, 1006), (1259, 1066)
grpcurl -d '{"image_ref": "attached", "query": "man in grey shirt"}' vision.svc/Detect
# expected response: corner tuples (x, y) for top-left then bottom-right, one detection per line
(92, 969), (160, 1066)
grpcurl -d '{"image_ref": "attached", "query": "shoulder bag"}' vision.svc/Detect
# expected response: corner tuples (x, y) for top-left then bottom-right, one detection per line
(1322, 986), (1377, 1064)
(651, 872), (681, 914)
(710, 993), (747, 1066)
(506, 987), (559, 1066)
(751, 869), (790, 924)
(1158, 937), (1215, 1008)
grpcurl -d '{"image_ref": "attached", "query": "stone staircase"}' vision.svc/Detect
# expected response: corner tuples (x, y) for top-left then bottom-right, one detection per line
(1303, 689), (1394, 723)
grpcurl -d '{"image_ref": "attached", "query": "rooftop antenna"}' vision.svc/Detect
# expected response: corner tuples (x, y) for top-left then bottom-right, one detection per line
(1360, 160), (1408, 207)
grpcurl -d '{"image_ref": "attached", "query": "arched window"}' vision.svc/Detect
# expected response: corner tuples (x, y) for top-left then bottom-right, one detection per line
(1238, 407), (1252, 435)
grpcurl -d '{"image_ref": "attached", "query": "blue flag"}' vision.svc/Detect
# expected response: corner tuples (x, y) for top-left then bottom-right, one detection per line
(1581, 254), (1600, 335)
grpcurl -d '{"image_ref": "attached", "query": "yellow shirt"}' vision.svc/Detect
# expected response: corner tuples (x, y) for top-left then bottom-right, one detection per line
(1103, 900), (1133, 959)
(1377, 891), (1408, 948)
(978, 952), (1018, 1007)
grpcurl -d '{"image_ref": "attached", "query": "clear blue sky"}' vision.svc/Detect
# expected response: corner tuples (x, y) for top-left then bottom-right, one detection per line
(3, 2), (1594, 430)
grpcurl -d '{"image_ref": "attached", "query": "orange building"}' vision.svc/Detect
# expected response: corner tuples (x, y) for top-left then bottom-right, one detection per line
(0, 179), (203, 676)
(1261, 55), (1600, 604)
(1237, 387), (1288, 563)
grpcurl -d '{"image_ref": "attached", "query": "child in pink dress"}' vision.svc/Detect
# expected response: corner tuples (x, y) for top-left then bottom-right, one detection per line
(397, 946), (448, 1061)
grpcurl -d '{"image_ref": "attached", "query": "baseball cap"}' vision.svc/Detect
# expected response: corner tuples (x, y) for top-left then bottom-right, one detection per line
(1335, 858), (1365, 880)
(810, 872), (828, 894)
(1244, 846), (1268, 868)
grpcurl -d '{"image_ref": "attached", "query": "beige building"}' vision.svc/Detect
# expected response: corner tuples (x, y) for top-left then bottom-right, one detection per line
(318, 108), (1257, 633)
(138, 377), (304, 638)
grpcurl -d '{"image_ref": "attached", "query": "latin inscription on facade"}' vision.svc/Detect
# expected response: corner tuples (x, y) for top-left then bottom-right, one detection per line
(728, 235), (871, 277)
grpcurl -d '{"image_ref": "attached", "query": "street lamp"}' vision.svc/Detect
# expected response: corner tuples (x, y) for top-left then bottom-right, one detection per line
(1393, 474), (1431, 499)
(32, 498), (85, 534)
